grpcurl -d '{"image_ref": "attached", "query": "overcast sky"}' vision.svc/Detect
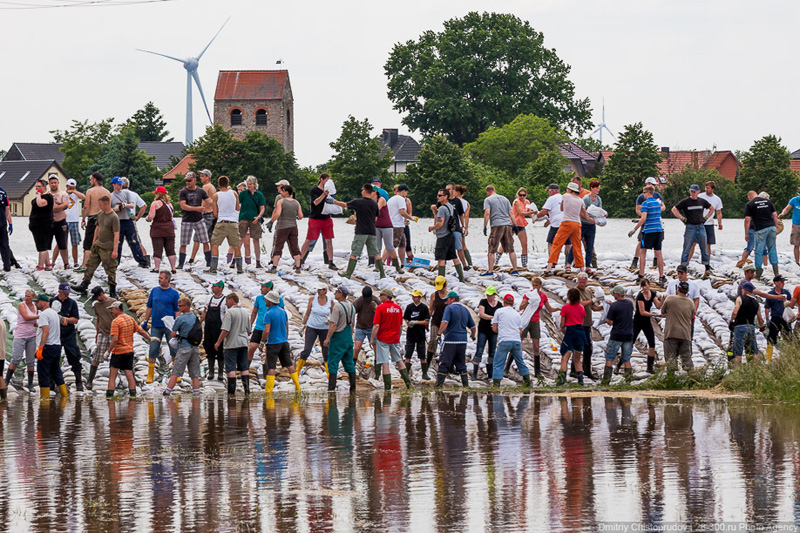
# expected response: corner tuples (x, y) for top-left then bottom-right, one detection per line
(2, 0), (799, 169)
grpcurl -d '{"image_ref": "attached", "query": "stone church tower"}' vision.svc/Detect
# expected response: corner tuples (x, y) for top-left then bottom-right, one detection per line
(213, 70), (294, 152)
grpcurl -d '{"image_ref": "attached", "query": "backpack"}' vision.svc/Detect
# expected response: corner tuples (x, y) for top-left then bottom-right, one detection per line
(444, 204), (459, 233)
(185, 314), (203, 346)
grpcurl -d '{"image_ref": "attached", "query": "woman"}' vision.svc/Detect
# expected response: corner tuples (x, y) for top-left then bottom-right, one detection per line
(297, 284), (331, 374)
(146, 186), (177, 273)
(426, 275), (449, 364)
(269, 185), (303, 272)
(512, 187), (537, 270)
(557, 287), (586, 386)
(453, 185), (474, 270)
(238, 176), (266, 268)
(545, 182), (594, 275)
(5, 290), (38, 392)
(632, 278), (662, 374)
(472, 286), (502, 380)
(375, 192), (396, 270)
(582, 180), (602, 274)
(404, 195), (414, 263)
(29, 179), (54, 270)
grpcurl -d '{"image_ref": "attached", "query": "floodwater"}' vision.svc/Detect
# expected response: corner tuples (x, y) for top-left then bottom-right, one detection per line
(2, 392), (800, 532)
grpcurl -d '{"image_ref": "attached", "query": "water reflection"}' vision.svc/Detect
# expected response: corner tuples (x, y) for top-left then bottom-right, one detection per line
(1, 394), (799, 531)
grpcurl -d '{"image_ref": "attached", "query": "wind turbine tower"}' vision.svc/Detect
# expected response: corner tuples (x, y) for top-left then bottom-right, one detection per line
(591, 100), (615, 147)
(137, 17), (230, 146)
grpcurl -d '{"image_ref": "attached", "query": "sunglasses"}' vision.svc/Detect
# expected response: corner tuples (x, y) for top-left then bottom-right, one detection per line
(518, 193), (526, 197)
(437, 193), (447, 197)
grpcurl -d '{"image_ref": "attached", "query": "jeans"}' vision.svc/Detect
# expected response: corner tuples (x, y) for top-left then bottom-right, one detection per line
(680, 224), (708, 265)
(744, 228), (756, 254)
(492, 341), (529, 380)
(754, 227), (778, 270)
(472, 331), (497, 364)
(604, 339), (633, 363)
(117, 219), (147, 265)
(149, 326), (177, 361)
(732, 325), (758, 357)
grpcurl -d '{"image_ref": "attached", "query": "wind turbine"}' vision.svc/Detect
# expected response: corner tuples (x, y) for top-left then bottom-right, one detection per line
(137, 17), (230, 146)
(591, 99), (615, 147)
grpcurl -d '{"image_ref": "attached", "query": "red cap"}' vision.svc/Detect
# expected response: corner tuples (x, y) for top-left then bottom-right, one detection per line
(153, 186), (168, 194)
(503, 294), (515, 303)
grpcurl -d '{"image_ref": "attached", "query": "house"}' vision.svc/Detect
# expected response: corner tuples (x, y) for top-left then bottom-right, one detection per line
(377, 129), (421, 175)
(213, 70), (294, 152)
(3, 141), (185, 173)
(0, 160), (69, 216)
(137, 142), (185, 171)
(596, 148), (741, 183)
(559, 141), (597, 177)
(161, 154), (196, 185)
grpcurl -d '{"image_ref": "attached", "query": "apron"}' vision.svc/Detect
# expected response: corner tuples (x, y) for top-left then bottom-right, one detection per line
(204, 296), (224, 349)
(328, 302), (355, 374)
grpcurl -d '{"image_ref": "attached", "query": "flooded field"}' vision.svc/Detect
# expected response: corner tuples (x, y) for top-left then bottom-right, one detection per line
(2, 392), (799, 532)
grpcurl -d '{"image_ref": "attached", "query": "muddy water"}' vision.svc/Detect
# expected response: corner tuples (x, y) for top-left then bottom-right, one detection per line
(1, 393), (800, 532)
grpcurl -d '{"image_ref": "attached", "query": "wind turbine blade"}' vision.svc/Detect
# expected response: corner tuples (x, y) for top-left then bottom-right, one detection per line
(136, 48), (185, 64)
(603, 126), (616, 139)
(197, 16), (230, 60)
(591, 126), (602, 136)
(191, 69), (213, 124)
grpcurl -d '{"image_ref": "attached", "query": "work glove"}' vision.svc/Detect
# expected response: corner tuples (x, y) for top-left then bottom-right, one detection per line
(141, 321), (149, 331)
(728, 321), (734, 332)
(7, 224), (12, 235)
(412, 216), (419, 222)
(483, 227), (488, 236)
(265, 221), (274, 233)
(627, 230), (635, 238)
(60, 316), (69, 327)
(35, 346), (43, 360)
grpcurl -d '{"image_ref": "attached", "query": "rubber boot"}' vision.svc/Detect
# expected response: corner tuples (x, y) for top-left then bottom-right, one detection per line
(74, 370), (83, 392)
(504, 356), (512, 377)
(435, 373), (446, 388)
(328, 373), (337, 391)
(555, 370), (566, 386)
(614, 359), (622, 375)
(766, 344), (774, 363)
(472, 363), (480, 380)
(773, 264), (780, 277)
(392, 257), (402, 273)
(348, 372), (356, 391)
(241, 375), (250, 395)
(203, 250), (211, 267)
(460, 373), (469, 387)
(624, 367), (633, 383)
(109, 284), (117, 299)
(375, 259), (385, 279)
(4, 368), (13, 386)
(208, 256), (218, 274)
(178, 253), (186, 269)
(755, 268), (763, 280)
(0, 388), (6, 400)
(265, 374), (275, 393)
(290, 372), (301, 391)
(27, 370), (34, 391)
(421, 362), (430, 380)
(295, 359), (305, 375)
(646, 356), (655, 374)
(146, 363), (155, 384)
(602, 365), (613, 385)
(382, 374), (392, 390)
(493, 379), (502, 387)
(368, 256), (375, 267)
(144, 255), (151, 269)
(583, 351), (595, 380)
(343, 258), (357, 279)
(455, 264), (465, 282)
(69, 280), (89, 294)
(208, 359), (215, 380)
(399, 368), (412, 389)
(374, 364), (381, 380)
(40, 386), (50, 400)
(534, 356), (542, 378)
(630, 256), (639, 269)
(324, 362), (329, 378)
(235, 257), (243, 274)
(438, 265), (445, 277)
(577, 371), (584, 386)
(522, 374), (531, 387)
(464, 249), (473, 268)
(227, 376), (237, 395)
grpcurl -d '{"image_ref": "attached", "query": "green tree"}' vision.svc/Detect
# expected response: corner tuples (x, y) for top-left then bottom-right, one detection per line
(404, 135), (478, 214)
(463, 114), (566, 177)
(385, 12), (592, 145)
(661, 168), (745, 218)
(601, 123), (663, 217)
(91, 127), (160, 192)
(126, 102), (173, 142)
(51, 118), (116, 187)
(738, 135), (797, 210)
(327, 116), (393, 200)
(575, 137), (608, 154)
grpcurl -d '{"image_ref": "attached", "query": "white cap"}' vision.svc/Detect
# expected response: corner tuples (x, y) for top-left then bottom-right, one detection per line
(315, 284), (328, 292)
(645, 177), (658, 185)
(66, 179), (77, 187)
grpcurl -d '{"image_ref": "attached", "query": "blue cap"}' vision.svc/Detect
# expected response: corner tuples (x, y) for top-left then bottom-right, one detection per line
(741, 282), (755, 293)
(111, 176), (123, 185)
(371, 177), (382, 183)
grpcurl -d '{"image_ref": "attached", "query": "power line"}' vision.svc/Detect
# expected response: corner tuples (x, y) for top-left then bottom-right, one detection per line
(0, 0), (177, 9)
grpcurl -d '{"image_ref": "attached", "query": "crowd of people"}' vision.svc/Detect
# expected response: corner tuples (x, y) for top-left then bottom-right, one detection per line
(0, 170), (797, 398)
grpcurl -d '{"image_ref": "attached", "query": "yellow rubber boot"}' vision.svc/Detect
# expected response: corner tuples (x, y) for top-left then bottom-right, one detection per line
(766, 344), (773, 363)
(146, 363), (155, 384)
(40, 386), (50, 400)
(324, 362), (329, 378)
(265, 374), (275, 393)
(295, 359), (305, 375)
(265, 396), (275, 410)
(290, 371), (301, 392)
(57, 384), (68, 397)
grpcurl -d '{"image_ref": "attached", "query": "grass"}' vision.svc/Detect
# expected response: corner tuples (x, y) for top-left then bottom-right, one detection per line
(719, 337), (800, 403)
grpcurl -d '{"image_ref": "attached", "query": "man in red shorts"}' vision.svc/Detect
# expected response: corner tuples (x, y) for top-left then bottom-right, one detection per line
(300, 173), (337, 270)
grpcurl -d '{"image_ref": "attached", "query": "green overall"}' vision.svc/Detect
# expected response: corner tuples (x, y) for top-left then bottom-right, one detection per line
(327, 302), (356, 375)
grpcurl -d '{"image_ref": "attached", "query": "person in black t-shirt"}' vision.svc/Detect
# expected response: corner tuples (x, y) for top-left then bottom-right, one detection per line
(403, 289), (430, 378)
(300, 173), (336, 269)
(29, 178), (55, 270)
(744, 192), (780, 278)
(602, 285), (635, 383)
(334, 183), (385, 279)
(671, 184), (714, 272)
(472, 287), (502, 380)
(177, 172), (212, 269)
(728, 281), (764, 367)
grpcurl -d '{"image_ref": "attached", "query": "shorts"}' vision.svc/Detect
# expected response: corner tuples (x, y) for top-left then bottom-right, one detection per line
(488, 226), (514, 254)
(210, 220), (241, 247)
(11, 336), (36, 368)
(434, 233), (457, 261)
(354, 328), (372, 343)
(271, 226), (301, 257)
(93, 332), (111, 363)
(172, 346), (201, 378)
(453, 231), (463, 251)
(250, 329), (265, 344)
(375, 340), (402, 365)
(744, 229), (756, 254)
(511, 225), (526, 235)
(604, 340), (633, 363)
(180, 219), (209, 246)
(641, 232), (663, 251)
(791, 224), (800, 246)
(110, 352), (134, 371)
(704, 225), (716, 245)
(306, 218), (334, 241)
(350, 234), (379, 258)
(266, 342), (293, 369)
(31, 223), (54, 252)
(224, 346), (249, 373)
(68, 221), (81, 247)
(522, 321), (541, 339)
(560, 325), (585, 355)
(546, 226), (571, 246)
(375, 227), (394, 253)
(392, 227), (406, 249)
(238, 219), (262, 240)
(53, 221), (69, 250)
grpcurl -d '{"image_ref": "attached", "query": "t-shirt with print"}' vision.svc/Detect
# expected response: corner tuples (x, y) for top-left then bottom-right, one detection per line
(347, 197), (380, 235)
(560, 303), (586, 327)
(66, 192), (81, 223)
(403, 302), (430, 343)
(180, 187), (209, 223)
(744, 197), (776, 231)
(675, 197), (712, 225)
(483, 194), (512, 227)
(373, 300), (403, 344)
(541, 193), (563, 227)
(698, 192), (723, 225)
(530, 291), (549, 323)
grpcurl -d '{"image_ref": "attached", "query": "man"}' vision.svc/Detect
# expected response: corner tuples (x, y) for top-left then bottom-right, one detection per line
(428, 188), (465, 282)
(215, 292), (252, 395)
(745, 190), (780, 279)
(631, 177), (665, 270)
(729, 282), (764, 367)
(453, 184), (474, 270)
(209, 175), (242, 274)
(628, 184), (665, 283)
(0, 181), (12, 271)
(177, 171), (212, 269)
(695, 180), (724, 259)
(334, 184), (384, 279)
(371, 288), (412, 390)
(353, 287), (380, 365)
(661, 281), (696, 372)
(261, 291), (302, 393)
(427, 276), (449, 368)
(536, 184), (570, 267)
(49, 174), (71, 269)
(737, 191), (766, 268)
(571, 175), (590, 198)
(482, 185), (518, 276)
(70, 195), (120, 297)
(739, 264), (786, 301)
(323, 286), (357, 392)
(34, 294), (68, 400)
(602, 286), (635, 384)
(238, 175), (266, 268)
(86, 286), (116, 390)
(188, 169), (217, 267)
(107, 300), (151, 398)
(574, 273), (603, 380)
(50, 283), (82, 392)
(110, 176), (148, 268)
(764, 275), (791, 363)
(64, 179), (84, 268)
(779, 186), (800, 265)
(403, 289), (430, 380)
(164, 297), (202, 395)
(671, 184), (714, 273)
(436, 291), (476, 388)
(201, 280), (227, 381)
(372, 177), (389, 202)
(121, 177), (150, 268)
(491, 293), (530, 387)
(141, 271), (179, 383)
(300, 173), (336, 269)
(386, 184), (415, 270)
(78, 172), (111, 272)
(666, 265), (701, 317)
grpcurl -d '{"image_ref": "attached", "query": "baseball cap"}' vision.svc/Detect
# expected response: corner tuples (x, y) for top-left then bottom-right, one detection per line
(485, 286), (497, 296)
(371, 177), (382, 184)
(58, 282), (71, 293)
(743, 264), (757, 272)
(315, 284), (328, 292)
(434, 276), (446, 290)
(446, 291), (459, 300)
(774, 275), (787, 283)
(645, 177), (658, 185)
(212, 280), (224, 288)
(199, 169), (212, 177)
(153, 186), (168, 194)
(689, 184), (701, 192)
(261, 281), (274, 288)
(611, 285), (625, 296)
(741, 281), (756, 293)
(397, 184), (410, 192)
(111, 176), (123, 185)
(275, 179), (290, 187)
(676, 265), (688, 273)
(265, 292), (281, 305)
(66, 179), (77, 187)
(566, 182), (580, 193)
(380, 288), (394, 297)
(336, 285), (350, 296)
(503, 293), (515, 303)
(36, 293), (50, 302)
(411, 289), (423, 297)
(90, 286), (105, 301)
(109, 300), (123, 309)
(547, 183), (560, 190)
(677, 281), (690, 293)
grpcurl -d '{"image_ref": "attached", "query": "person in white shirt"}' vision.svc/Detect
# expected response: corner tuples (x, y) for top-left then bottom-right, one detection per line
(689, 180), (724, 261)
(387, 184), (415, 269)
(490, 293), (531, 387)
(208, 176), (242, 274)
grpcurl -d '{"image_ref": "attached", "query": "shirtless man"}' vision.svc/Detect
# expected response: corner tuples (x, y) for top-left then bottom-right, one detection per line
(188, 169), (217, 267)
(48, 174), (70, 268)
(77, 172), (111, 272)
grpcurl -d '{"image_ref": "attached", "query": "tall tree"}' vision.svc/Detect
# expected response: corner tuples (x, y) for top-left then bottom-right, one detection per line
(738, 135), (796, 210)
(126, 102), (173, 142)
(91, 127), (159, 192)
(601, 123), (663, 217)
(404, 135), (478, 213)
(661, 168), (745, 218)
(327, 116), (393, 200)
(51, 118), (116, 187)
(385, 12), (592, 146)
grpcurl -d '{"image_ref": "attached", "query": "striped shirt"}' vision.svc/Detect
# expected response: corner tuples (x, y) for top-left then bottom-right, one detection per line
(641, 197), (662, 233)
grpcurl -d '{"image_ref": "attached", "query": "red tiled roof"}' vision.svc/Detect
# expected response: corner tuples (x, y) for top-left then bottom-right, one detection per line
(702, 151), (741, 171)
(162, 154), (195, 181)
(600, 149), (740, 179)
(214, 70), (288, 101)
